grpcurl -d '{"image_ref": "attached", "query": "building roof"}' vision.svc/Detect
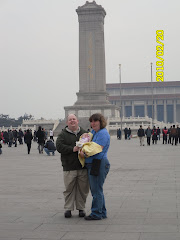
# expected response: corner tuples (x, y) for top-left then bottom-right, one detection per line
(106, 81), (180, 89)
(108, 94), (180, 101)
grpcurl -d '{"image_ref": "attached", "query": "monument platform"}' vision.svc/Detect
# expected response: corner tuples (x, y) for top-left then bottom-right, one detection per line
(0, 138), (180, 239)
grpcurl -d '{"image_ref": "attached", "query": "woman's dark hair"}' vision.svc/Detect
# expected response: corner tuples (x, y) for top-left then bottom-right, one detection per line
(89, 113), (107, 129)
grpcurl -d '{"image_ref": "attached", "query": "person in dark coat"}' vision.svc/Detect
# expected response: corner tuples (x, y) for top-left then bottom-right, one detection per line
(176, 125), (180, 144)
(168, 126), (172, 144)
(18, 129), (24, 144)
(56, 114), (89, 218)
(117, 128), (121, 140)
(36, 126), (45, 154)
(162, 127), (168, 144)
(137, 125), (145, 146)
(33, 130), (37, 142)
(0, 141), (2, 154)
(0, 131), (2, 142)
(152, 126), (158, 144)
(170, 125), (178, 145)
(127, 128), (131, 140)
(8, 130), (13, 147)
(44, 139), (56, 155)
(124, 127), (128, 140)
(157, 127), (161, 140)
(13, 129), (18, 147)
(3, 131), (9, 144)
(145, 126), (152, 146)
(24, 129), (33, 154)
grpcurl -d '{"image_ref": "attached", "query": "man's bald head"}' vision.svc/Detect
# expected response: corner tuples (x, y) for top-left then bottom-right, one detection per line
(67, 114), (77, 121)
(66, 114), (79, 131)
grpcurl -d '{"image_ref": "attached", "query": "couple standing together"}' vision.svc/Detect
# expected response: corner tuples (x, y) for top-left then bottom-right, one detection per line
(56, 113), (110, 220)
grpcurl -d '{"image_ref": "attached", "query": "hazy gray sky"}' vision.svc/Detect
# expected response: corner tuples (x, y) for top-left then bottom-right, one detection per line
(1, 0), (179, 119)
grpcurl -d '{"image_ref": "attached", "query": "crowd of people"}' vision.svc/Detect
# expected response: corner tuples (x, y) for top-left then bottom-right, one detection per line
(116, 125), (180, 147)
(0, 129), (24, 147)
(117, 127), (132, 140)
(137, 124), (180, 146)
(0, 128), (56, 155)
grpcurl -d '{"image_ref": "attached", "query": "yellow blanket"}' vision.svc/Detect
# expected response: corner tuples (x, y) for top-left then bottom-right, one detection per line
(78, 142), (102, 167)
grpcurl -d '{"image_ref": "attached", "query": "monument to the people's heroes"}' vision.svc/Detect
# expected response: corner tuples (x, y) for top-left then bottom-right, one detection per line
(64, 1), (119, 118)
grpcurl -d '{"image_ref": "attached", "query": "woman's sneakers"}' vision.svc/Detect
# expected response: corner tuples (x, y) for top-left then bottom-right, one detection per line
(84, 215), (101, 220)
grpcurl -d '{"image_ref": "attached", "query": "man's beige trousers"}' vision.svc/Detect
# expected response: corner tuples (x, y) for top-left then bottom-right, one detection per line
(139, 136), (144, 146)
(63, 169), (89, 210)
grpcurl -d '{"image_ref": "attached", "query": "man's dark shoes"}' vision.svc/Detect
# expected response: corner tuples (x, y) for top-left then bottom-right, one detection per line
(84, 215), (101, 220)
(64, 210), (72, 218)
(79, 210), (86, 217)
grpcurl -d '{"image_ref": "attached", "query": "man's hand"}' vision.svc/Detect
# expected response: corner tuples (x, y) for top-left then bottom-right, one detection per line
(73, 146), (80, 152)
(79, 150), (85, 158)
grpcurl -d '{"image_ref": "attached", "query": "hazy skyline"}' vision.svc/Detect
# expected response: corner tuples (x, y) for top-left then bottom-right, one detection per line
(1, 0), (180, 119)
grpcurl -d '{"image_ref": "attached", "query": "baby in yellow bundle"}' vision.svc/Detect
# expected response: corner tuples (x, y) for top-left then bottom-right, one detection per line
(76, 132), (93, 148)
(76, 132), (102, 167)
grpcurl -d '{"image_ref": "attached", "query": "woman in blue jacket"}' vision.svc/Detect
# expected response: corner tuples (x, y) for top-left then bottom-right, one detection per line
(80, 113), (110, 220)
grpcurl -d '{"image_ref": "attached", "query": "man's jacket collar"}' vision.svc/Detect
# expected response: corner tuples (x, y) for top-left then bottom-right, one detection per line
(65, 126), (80, 136)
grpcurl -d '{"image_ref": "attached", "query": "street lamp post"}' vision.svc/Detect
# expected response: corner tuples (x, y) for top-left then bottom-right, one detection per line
(119, 64), (122, 139)
(151, 62), (154, 128)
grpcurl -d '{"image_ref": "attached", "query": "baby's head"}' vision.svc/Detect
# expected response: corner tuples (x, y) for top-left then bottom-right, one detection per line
(81, 133), (89, 138)
(81, 132), (92, 142)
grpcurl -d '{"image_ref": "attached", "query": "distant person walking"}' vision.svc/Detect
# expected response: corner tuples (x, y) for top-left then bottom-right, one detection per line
(18, 129), (24, 145)
(3, 131), (9, 144)
(157, 127), (161, 140)
(145, 126), (152, 146)
(124, 127), (128, 140)
(0, 131), (2, 142)
(8, 130), (13, 147)
(36, 126), (45, 154)
(137, 125), (145, 146)
(162, 127), (168, 144)
(44, 128), (48, 140)
(117, 128), (121, 140)
(49, 129), (54, 141)
(168, 126), (172, 144)
(13, 129), (18, 147)
(152, 126), (158, 144)
(176, 125), (180, 144)
(33, 130), (37, 142)
(171, 125), (178, 145)
(24, 129), (33, 154)
(0, 144), (2, 154)
(127, 128), (131, 140)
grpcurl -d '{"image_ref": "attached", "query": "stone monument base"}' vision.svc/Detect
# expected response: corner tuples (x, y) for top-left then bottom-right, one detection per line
(64, 104), (120, 119)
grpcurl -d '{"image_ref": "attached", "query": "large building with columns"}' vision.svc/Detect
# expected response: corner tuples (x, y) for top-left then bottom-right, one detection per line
(106, 81), (180, 123)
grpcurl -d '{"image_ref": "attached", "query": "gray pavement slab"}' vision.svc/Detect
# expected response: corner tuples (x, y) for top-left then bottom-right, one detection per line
(0, 137), (180, 239)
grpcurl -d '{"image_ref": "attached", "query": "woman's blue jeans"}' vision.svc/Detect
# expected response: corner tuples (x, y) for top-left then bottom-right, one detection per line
(86, 158), (110, 219)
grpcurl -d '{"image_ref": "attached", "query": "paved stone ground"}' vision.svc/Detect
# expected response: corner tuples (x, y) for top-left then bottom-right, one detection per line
(0, 137), (180, 240)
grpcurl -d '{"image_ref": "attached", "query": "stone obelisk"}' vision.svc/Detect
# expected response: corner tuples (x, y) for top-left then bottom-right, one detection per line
(64, 1), (119, 118)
